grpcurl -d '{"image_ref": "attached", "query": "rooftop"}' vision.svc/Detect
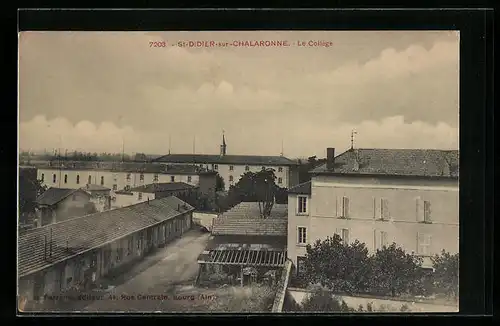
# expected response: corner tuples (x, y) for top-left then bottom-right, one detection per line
(152, 153), (299, 166)
(32, 161), (215, 175)
(311, 149), (459, 178)
(35, 188), (90, 206)
(211, 217), (287, 237)
(18, 196), (194, 278)
(288, 181), (312, 195)
(130, 182), (197, 193)
(221, 202), (288, 219)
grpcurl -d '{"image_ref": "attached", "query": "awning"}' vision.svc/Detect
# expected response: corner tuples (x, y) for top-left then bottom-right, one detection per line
(198, 249), (287, 267)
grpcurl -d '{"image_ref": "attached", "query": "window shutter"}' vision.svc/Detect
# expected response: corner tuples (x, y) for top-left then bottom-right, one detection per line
(343, 196), (350, 218)
(372, 197), (377, 219)
(382, 198), (389, 220)
(424, 201), (432, 222)
(373, 229), (379, 251)
(416, 198), (424, 222)
(335, 228), (340, 240)
(381, 231), (388, 248)
(335, 196), (339, 217)
(426, 234), (432, 254)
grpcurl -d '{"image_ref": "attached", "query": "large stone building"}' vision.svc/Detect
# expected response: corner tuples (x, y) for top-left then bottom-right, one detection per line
(152, 134), (300, 191)
(287, 147), (459, 273)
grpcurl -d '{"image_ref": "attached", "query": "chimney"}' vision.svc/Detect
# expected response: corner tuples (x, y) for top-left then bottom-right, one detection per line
(326, 148), (335, 171)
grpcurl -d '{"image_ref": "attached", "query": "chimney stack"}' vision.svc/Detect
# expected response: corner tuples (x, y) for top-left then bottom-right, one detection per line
(326, 148), (335, 171)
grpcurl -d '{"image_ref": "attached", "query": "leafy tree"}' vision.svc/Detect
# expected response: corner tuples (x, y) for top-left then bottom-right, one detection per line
(215, 173), (225, 192)
(301, 289), (353, 312)
(224, 169), (280, 218)
(369, 243), (424, 297)
(303, 234), (371, 293)
(431, 250), (459, 300)
(19, 170), (47, 219)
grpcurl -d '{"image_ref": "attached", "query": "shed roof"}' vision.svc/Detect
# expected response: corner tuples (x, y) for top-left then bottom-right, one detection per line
(18, 196), (193, 278)
(35, 188), (90, 206)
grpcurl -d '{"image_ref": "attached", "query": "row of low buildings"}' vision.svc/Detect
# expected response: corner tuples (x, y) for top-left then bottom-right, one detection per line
(197, 146), (459, 281)
(18, 196), (195, 303)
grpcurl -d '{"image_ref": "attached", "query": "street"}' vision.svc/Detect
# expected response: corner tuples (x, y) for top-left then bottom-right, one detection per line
(82, 229), (210, 312)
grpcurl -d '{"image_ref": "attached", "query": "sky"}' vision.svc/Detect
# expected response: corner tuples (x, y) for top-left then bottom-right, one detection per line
(18, 31), (459, 158)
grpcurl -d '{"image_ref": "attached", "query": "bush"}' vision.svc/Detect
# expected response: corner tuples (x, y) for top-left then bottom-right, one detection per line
(301, 289), (354, 312)
(303, 235), (371, 294)
(431, 250), (459, 300)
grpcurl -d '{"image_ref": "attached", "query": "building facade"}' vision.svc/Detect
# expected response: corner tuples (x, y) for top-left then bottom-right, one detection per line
(18, 197), (194, 305)
(287, 148), (459, 271)
(152, 135), (300, 191)
(35, 188), (93, 227)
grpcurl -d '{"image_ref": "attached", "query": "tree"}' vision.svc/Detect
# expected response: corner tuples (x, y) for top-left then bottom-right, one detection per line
(215, 173), (225, 192)
(226, 169), (279, 218)
(431, 250), (459, 300)
(19, 170), (47, 218)
(369, 243), (424, 297)
(303, 234), (371, 294)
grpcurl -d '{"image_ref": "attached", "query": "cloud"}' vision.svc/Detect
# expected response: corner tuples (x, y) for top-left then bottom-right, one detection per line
(19, 115), (458, 158)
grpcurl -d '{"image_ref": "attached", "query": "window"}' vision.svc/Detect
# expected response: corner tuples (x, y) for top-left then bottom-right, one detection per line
(278, 177), (282, 184)
(336, 228), (350, 245)
(341, 196), (350, 218)
(298, 196), (307, 214)
(374, 230), (388, 250)
(296, 256), (306, 276)
(127, 238), (133, 256)
(76, 175), (80, 184)
(213, 164), (218, 171)
(88, 175), (92, 184)
(229, 175), (233, 182)
(380, 198), (390, 220)
(139, 174), (144, 181)
(229, 165), (234, 171)
(245, 166), (250, 171)
(64, 174), (68, 184)
(187, 176), (192, 182)
(417, 233), (432, 255)
(170, 176), (175, 182)
(278, 167), (283, 172)
(416, 198), (432, 223)
(100, 176), (104, 185)
(153, 174), (159, 182)
(112, 184), (117, 191)
(41, 173), (44, 182)
(138, 192), (143, 200)
(424, 201), (432, 223)
(126, 173), (131, 181)
(297, 227), (307, 244)
(53, 174), (57, 183)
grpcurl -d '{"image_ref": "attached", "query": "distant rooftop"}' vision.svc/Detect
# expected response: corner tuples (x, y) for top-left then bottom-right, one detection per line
(152, 153), (299, 166)
(31, 161), (215, 175)
(311, 148), (459, 178)
(130, 182), (197, 193)
(82, 184), (110, 192)
(221, 202), (288, 219)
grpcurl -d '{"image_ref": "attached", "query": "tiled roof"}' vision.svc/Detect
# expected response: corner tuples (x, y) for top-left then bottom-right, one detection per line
(35, 188), (89, 206)
(212, 217), (287, 236)
(311, 149), (459, 178)
(130, 182), (197, 193)
(32, 161), (215, 175)
(152, 154), (299, 166)
(221, 202), (288, 219)
(288, 181), (311, 195)
(18, 196), (194, 278)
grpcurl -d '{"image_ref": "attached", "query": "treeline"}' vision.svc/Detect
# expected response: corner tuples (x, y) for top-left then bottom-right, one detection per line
(294, 235), (459, 300)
